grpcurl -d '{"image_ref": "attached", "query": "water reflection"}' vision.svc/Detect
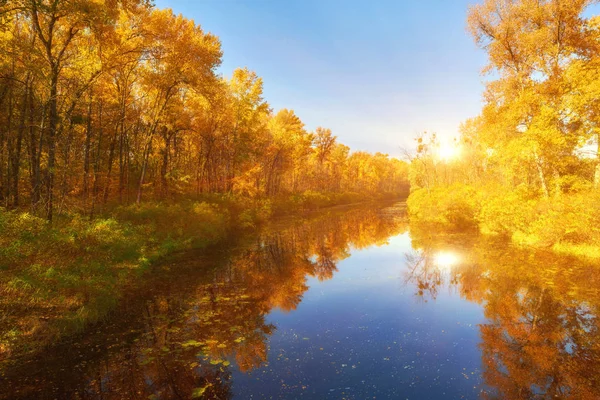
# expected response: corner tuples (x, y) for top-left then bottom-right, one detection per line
(404, 249), (462, 301)
(434, 251), (460, 271)
(3, 204), (600, 399)
(407, 223), (600, 399)
(2, 205), (407, 399)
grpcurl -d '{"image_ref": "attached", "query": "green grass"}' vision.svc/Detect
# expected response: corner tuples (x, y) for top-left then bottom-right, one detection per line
(0, 201), (229, 363)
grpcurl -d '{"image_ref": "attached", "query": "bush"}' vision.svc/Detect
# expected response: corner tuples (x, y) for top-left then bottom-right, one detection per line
(301, 190), (332, 210)
(0, 210), (48, 270)
(469, 186), (600, 256)
(476, 186), (537, 236)
(512, 192), (600, 249)
(113, 201), (228, 244)
(407, 184), (480, 229)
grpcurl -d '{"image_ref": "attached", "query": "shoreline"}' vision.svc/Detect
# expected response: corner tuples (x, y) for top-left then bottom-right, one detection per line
(0, 194), (404, 368)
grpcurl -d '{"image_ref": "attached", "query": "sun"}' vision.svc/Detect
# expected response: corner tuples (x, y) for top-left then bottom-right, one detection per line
(436, 142), (461, 161)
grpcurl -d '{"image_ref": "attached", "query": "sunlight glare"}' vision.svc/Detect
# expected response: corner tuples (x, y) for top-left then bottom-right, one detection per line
(434, 251), (460, 271)
(436, 142), (461, 161)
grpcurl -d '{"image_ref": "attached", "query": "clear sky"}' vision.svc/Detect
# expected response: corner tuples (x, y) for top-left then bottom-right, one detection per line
(154, 0), (488, 157)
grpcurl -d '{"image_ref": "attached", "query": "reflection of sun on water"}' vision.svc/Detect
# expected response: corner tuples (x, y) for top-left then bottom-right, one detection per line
(434, 251), (460, 271)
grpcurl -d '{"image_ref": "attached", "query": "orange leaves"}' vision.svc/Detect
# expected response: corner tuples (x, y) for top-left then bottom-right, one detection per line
(0, 0), (409, 215)
(143, 9), (221, 87)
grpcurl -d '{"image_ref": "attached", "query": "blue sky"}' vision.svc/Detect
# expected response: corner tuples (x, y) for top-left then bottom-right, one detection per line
(155, 0), (488, 157)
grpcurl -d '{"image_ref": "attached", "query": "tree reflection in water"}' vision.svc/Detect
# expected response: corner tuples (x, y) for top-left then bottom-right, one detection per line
(3, 205), (406, 400)
(11, 206), (599, 399)
(406, 222), (600, 399)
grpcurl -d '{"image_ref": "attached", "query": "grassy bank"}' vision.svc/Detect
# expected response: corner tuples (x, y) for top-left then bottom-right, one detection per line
(407, 184), (600, 259)
(0, 191), (402, 365)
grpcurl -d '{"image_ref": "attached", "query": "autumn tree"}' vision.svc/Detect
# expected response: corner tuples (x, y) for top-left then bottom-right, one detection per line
(467, 0), (600, 196)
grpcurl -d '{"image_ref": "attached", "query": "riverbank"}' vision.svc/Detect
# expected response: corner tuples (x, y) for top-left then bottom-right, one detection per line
(407, 184), (600, 260)
(1, 203), (410, 399)
(0, 191), (403, 366)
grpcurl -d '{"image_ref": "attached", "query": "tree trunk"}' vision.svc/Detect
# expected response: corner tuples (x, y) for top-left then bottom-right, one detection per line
(160, 129), (170, 198)
(90, 113), (103, 220)
(46, 72), (59, 221)
(136, 139), (150, 204)
(29, 88), (42, 210)
(11, 78), (28, 208)
(102, 130), (117, 206)
(118, 124), (125, 203)
(595, 132), (600, 189)
(534, 150), (549, 198)
(83, 101), (93, 201)
(3, 79), (13, 207)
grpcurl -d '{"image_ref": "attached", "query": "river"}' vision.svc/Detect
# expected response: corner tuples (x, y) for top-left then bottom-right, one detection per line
(2, 202), (599, 399)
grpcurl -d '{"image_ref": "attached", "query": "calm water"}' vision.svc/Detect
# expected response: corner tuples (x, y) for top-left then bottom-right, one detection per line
(2, 203), (600, 399)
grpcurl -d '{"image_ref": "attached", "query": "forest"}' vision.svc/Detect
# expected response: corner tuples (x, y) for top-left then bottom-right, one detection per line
(0, 1), (408, 220)
(407, 0), (600, 259)
(0, 0), (408, 363)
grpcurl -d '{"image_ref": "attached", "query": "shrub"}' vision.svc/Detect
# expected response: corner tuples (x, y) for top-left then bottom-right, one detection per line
(113, 201), (228, 243)
(476, 186), (537, 236)
(513, 192), (600, 248)
(407, 184), (480, 229)
(0, 210), (48, 269)
(231, 198), (272, 228)
(300, 190), (331, 210)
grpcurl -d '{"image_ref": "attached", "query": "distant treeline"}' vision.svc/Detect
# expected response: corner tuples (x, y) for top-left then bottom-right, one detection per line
(0, 1), (408, 220)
